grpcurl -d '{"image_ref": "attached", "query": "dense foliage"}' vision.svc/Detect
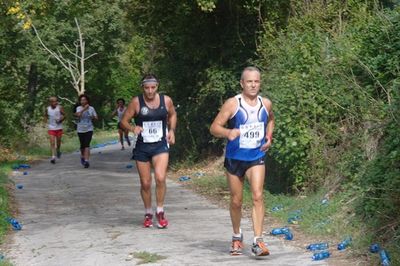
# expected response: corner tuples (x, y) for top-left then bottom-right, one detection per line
(1, 0), (399, 261)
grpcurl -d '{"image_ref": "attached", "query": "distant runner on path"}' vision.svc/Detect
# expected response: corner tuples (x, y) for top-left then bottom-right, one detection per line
(111, 98), (131, 150)
(74, 94), (98, 168)
(210, 66), (275, 257)
(44, 96), (65, 164)
(121, 74), (177, 229)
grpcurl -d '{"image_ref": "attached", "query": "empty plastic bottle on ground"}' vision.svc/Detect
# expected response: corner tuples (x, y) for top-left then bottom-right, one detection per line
(370, 243), (380, 253)
(379, 250), (390, 266)
(337, 237), (352, 250)
(270, 227), (289, 235)
(312, 250), (330, 261)
(307, 242), (329, 251)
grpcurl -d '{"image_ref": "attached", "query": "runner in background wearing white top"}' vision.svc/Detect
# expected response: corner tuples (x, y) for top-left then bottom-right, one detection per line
(210, 66), (275, 257)
(74, 94), (98, 168)
(111, 98), (131, 150)
(44, 96), (65, 164)
(121, 74), (177, 229)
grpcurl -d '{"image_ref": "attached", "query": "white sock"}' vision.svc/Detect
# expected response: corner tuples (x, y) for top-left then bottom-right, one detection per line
(233, 228), (242, 238)
(233, 233), (242, 238)
(145, 208), (152, 215)
(51, 156), (56, 159)
(156, 206), (164, 214)
(254, 236), (262, 244)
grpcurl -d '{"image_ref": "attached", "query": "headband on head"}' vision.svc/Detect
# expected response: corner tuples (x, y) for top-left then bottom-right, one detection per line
(141, 78), (158, 85)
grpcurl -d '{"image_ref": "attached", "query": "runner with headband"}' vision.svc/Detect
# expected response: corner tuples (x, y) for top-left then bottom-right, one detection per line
(121, 74), (177, 228)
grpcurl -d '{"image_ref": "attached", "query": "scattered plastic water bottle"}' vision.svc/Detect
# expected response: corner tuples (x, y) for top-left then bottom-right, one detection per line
(6, 218), (22, 230)
(19, 164), (31, 169)
(271, 204), (283, 212)
(379, 250), (390, 266)
(285, 230), (294, 240)
(312, 250), (330, 261)
(337, 237), (352, 250)
(307, 242), (329, 251)
(321, 198), (329, 205)
(126, 164), (133, 169)
(288, 215), (301, 224)
(194, 172), (205, 177)
(23, 171), (28, 175)
(16, 184), (23, 189)
(270, 227), (289, 235)
(370, 243), (380, 253)
(179, 176), (191, 181)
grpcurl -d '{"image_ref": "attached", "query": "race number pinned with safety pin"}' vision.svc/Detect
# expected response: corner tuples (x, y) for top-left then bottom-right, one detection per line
(142, 121), (163, 143)
(239, 122), (264, 149)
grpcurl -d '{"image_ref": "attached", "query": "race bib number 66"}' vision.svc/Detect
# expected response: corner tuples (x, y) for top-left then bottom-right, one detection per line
(142, 121), (163, 143)
(239, 122), (264, 149)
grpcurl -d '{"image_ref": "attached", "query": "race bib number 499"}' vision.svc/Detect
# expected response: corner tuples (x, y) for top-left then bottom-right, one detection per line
(142, 121), (163, 143)
(239, 122), (264, 149)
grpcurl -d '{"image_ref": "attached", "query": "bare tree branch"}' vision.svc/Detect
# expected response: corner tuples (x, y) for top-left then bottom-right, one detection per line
(57, 95), (75, 105)
(33, 18), (96, 96)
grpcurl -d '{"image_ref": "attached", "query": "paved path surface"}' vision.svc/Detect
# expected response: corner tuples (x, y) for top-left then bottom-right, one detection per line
(4, 144), (326, 266)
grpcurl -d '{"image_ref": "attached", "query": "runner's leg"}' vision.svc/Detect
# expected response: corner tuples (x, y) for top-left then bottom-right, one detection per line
(118, 128), (124, 148)
(152, 152), (169, 208)
(56, 134), (62, 157)
(246, 164), (265, 237)
(49, 134), (56, 158)
(227, 172), (244, 235)
(136, 160), (152, 209)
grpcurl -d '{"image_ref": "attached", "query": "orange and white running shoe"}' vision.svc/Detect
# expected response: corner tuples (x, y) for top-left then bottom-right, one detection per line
(230, 234), (244, 256)
(251, 238), (270, 256)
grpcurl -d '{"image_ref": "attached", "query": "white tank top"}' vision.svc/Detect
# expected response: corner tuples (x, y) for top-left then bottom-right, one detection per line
(47, 106), (63, 130)
(117, 107), (126, 122)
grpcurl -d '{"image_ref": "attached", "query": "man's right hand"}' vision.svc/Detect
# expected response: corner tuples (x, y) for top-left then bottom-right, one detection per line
(227, 129), (240, 141)
(132, 126), (143, 136)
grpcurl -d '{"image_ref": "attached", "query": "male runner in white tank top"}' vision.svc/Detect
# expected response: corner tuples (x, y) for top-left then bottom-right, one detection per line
(210, 67), (275, 257)
(44, 96), (65, 164)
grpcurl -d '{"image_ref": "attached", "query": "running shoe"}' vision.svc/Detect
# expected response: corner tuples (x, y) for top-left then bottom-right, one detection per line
(50, 158), (56, 164)
(121, 146), (125, 150)
(156, 211), (168, 229)
(251, 238), (270, 256)
(57, 150), (62, 159)
(230, 234), (244, 255)
(143, 214), (153, 228)
(83, 161), (90, 168)
(80, 157), (85, 165)
(126, 136), (131, 146)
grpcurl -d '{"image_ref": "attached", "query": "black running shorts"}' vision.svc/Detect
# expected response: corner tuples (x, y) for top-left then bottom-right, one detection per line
(132, 140), (169, 162)
(224, 157), (265, 178)
(78, 131), (93, 149)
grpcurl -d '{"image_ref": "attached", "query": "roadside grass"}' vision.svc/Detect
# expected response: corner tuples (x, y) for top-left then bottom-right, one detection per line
(133, 251), (167, 265)
(188, 173), (379, 264)
(0, 168), (10, 244)
(19, 130), (119, 158)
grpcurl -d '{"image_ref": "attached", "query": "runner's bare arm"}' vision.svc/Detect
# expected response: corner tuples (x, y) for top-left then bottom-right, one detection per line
(121, 97), (142, 135)
(260, 98), (274, 151)
(91, 107), (99, 121)
(210, 98), (240, 141)
(165, 96), (177, 145)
